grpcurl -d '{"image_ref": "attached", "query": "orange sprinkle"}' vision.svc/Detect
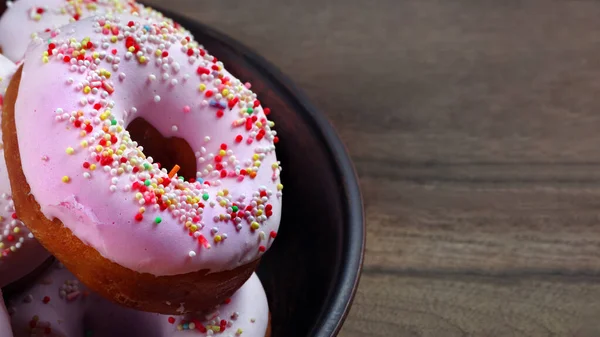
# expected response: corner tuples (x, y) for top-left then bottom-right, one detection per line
(168, 165), (181, 179)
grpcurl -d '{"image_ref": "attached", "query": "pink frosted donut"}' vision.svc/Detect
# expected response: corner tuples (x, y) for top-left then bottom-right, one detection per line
(0, 54), (50, 288)
(0, 0), (175, 62)
(5, 13), (282, 312)
(5, 262), (270, 337)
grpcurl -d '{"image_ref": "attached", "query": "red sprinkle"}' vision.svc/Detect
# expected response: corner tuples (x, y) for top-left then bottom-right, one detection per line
(235, 135), (243, 143)
(187, 48), (194, 56)
(128, 21), (135, 27)
(162, 51), (169, 57)
(216, 110), (224, 118)
(224, 298), (232, 304)
(220, 143), (228, 150)
(264, 107), (271, 115)
(135, 213), (143, 221)
(205, 90), (214, 98)
(83, 162), (90, 169)
(167, 317), (176, 324)
(196, 67), (210, 75)
(258, 245), (266, 252)
(42, 296), (50, 304)
(11, 213), (17, 219)
(273, 136), (279, 144)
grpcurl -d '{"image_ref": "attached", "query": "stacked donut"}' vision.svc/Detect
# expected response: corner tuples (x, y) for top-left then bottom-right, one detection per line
(0, 0), (282, 336)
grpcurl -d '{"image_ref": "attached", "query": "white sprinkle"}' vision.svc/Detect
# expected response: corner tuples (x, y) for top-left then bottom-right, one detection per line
(188, 251), (196, 257)
(171, 125), (178, 132)
(154, 95), (161, 103)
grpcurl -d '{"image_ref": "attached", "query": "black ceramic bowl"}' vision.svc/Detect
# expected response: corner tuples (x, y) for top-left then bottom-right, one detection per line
(149, 8), (365, 337)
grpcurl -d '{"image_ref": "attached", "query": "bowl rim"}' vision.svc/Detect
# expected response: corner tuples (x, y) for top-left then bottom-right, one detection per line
(142, 6), (366, 336)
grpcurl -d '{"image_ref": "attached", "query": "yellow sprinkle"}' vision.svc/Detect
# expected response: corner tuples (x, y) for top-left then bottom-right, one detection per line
(90, 164), (96, 171)
(139, 207), (146, 214)
(222, 89), (229, 96)
(83, 86), (91, 94)
(219, 150), (226, 157)
(110, 36), (117, 43)
(219, 200), (227, 207)
(277, 184), (283, 191)
(79, 131), (86, 137)
(217, 191), (224, 197)
(128, 46), (135, 53)
(42, 56), (49, 63)
(252, 154), (259, 161)
(223, 189), (229, 196)
(13, 227), (20, 234)
(251, 222), (260, 230)
(272, 163), (279, 169)
(135, 192), (143, 200)
(92, 52), (99, 59)
(43, 51), (48, 57)
(10, 246), (16, 252)
(0, 243), (3, 249)
(62, 176), (70, 183)
(237, 328), (243, 335)
(254, 161), (261, 167)
(198, 84), (206, 92)
(214, 235), (222, 242)
(95, 145), (102, 152)
(155, 49), (162, 56)
(139, 56), (147, 64)
(66, 147), (75, 155)
(256, 210), (263, 216)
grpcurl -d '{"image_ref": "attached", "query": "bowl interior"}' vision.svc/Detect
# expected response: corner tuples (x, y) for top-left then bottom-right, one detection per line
(156, 11), (365, 337)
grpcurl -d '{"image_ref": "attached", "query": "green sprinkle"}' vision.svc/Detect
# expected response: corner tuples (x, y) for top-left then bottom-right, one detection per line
(232, 206), (239, 212)
(144, 179), (151, 186)
(111, 119), (117, 125)
(144, 163), (151, 170)
(154, 217), (162, 224)
(202, 193), (209, 201)
(246, 108), (253, 114)
(178, 176), (185, 181)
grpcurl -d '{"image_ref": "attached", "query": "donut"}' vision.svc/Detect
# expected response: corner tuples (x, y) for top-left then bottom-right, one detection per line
(0, 0), (174, 62)
(0, 54), (51, 288)
(3, 13), (282, 314)
(4, 262), (271, 337)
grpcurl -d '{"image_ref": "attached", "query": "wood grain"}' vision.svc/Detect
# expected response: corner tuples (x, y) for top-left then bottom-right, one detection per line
(144, 0), (600, 335)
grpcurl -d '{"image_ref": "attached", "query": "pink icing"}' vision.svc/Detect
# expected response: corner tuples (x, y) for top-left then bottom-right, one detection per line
(14, 14), (282, 276)
(0, 2), (188, 108)
(6, 263), (269, 336)
(0, 0), (144, 62)
(0, 54), (50, 288)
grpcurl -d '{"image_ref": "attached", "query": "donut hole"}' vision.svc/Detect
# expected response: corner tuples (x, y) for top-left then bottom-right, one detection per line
(126, 117), (197, 181)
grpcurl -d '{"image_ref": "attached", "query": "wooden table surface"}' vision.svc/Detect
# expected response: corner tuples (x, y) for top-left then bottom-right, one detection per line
(146, 0), (600, 335)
